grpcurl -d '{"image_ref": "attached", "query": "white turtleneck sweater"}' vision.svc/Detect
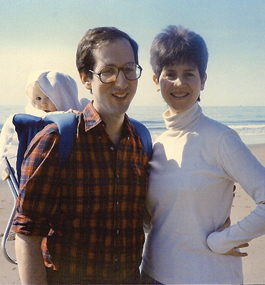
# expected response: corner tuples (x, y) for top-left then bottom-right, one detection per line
(142, 102), (265, 284)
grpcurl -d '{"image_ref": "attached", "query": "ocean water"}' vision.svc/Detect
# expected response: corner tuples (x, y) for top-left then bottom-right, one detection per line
(129, 105), (265, 145)
(1, 105), (265, 145)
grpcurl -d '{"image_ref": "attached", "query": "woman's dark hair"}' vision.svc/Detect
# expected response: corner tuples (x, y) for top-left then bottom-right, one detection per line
(150, 25), (208, 80)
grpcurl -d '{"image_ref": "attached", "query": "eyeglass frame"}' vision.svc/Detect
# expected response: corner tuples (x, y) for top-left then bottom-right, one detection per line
(88, 63), (143, 84)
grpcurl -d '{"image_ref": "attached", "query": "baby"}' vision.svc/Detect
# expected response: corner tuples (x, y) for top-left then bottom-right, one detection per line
(0, 70), (87, 174)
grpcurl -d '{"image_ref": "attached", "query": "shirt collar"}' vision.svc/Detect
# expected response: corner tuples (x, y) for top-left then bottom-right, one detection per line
(82, 101), (103, 132)
(82, 101), (132, 136)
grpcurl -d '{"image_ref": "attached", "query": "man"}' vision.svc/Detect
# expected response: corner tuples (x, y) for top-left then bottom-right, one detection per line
(13, 27), (149, 284)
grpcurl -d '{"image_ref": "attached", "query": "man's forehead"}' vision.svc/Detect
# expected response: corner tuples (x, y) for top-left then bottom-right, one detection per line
(92, 38), (135, 67)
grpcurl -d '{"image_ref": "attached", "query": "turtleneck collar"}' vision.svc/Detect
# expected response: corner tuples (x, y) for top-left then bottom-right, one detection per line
(163, 102), (202, 130)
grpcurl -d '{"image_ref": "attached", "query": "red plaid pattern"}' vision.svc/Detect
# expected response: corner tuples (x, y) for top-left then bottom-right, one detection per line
(13, 102), (149, 283)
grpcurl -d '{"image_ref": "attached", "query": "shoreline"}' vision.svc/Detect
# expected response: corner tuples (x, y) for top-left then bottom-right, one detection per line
(0, 143), (265, 284)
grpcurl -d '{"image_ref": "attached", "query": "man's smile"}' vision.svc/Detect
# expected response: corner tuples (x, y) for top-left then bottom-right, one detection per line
(170, 92), (189, 98)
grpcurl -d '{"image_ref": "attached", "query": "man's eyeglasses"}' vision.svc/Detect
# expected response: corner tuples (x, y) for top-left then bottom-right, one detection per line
(89, 63), (143, 84)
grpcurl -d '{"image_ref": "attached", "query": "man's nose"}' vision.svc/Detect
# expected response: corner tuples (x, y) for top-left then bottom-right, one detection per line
(115, 70), (128, 88)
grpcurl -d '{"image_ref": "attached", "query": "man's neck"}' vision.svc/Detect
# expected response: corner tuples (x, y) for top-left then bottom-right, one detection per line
(91, 102), (125, 145)
(103, 114), (125, 145)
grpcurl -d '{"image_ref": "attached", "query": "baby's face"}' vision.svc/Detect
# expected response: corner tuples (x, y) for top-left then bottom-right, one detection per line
(31, 83), (57, 112)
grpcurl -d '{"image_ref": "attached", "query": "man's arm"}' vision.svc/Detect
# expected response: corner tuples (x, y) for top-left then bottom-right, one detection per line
(15, 233), (48, 285)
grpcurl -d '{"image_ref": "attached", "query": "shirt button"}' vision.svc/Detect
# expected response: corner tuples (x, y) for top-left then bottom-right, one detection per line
(110, 146), (115, 151)
(117, 230), (119, 234)
(116, 173), (120, 178)
(116, 201), (119, 205)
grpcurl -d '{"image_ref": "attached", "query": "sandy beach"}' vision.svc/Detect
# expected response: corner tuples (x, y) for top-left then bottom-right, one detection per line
(0, 144), (265, 284)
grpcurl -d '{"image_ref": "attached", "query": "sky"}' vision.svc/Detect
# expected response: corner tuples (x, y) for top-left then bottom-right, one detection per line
(0, 0), (265, 107)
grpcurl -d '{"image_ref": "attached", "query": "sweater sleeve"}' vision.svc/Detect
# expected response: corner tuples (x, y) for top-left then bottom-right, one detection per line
(207, 203), (265, 254)
(207, 130), (265, 254)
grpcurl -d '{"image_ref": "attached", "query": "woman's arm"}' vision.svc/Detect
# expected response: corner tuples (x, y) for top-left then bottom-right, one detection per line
(214, 217), (249, 257)
(208, 130), (265, 253)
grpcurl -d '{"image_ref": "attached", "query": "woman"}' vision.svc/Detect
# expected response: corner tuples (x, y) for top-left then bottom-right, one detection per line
(141, 25), (265, 284)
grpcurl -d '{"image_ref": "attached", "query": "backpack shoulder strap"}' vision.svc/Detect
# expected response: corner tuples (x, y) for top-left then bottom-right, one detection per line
(13, 113), (78, 182)
(44, 113), (78, 164)
(130, 118), (152, 159)
(13, 114), (46, 181)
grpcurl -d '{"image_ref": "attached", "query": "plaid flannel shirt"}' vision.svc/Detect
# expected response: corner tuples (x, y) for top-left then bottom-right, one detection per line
(13, 102), (149, 283)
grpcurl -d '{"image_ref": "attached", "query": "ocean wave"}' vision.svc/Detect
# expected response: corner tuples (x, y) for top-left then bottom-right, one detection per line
(229, 124), (265, 135)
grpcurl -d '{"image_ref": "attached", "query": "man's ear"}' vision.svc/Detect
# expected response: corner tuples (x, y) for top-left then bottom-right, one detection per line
(153, 74), (160, 92)
(201, 73), (207, 91)
(79, 72), (92, 91)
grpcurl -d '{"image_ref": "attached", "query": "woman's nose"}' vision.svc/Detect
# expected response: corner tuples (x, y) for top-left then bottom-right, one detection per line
(174, 77), (186, 86)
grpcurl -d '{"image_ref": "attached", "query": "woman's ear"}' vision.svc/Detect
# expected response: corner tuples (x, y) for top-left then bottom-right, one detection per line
(201, 73), (207, 91)
(79, 72), (92, 91)
(153, 74), (160, 92)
